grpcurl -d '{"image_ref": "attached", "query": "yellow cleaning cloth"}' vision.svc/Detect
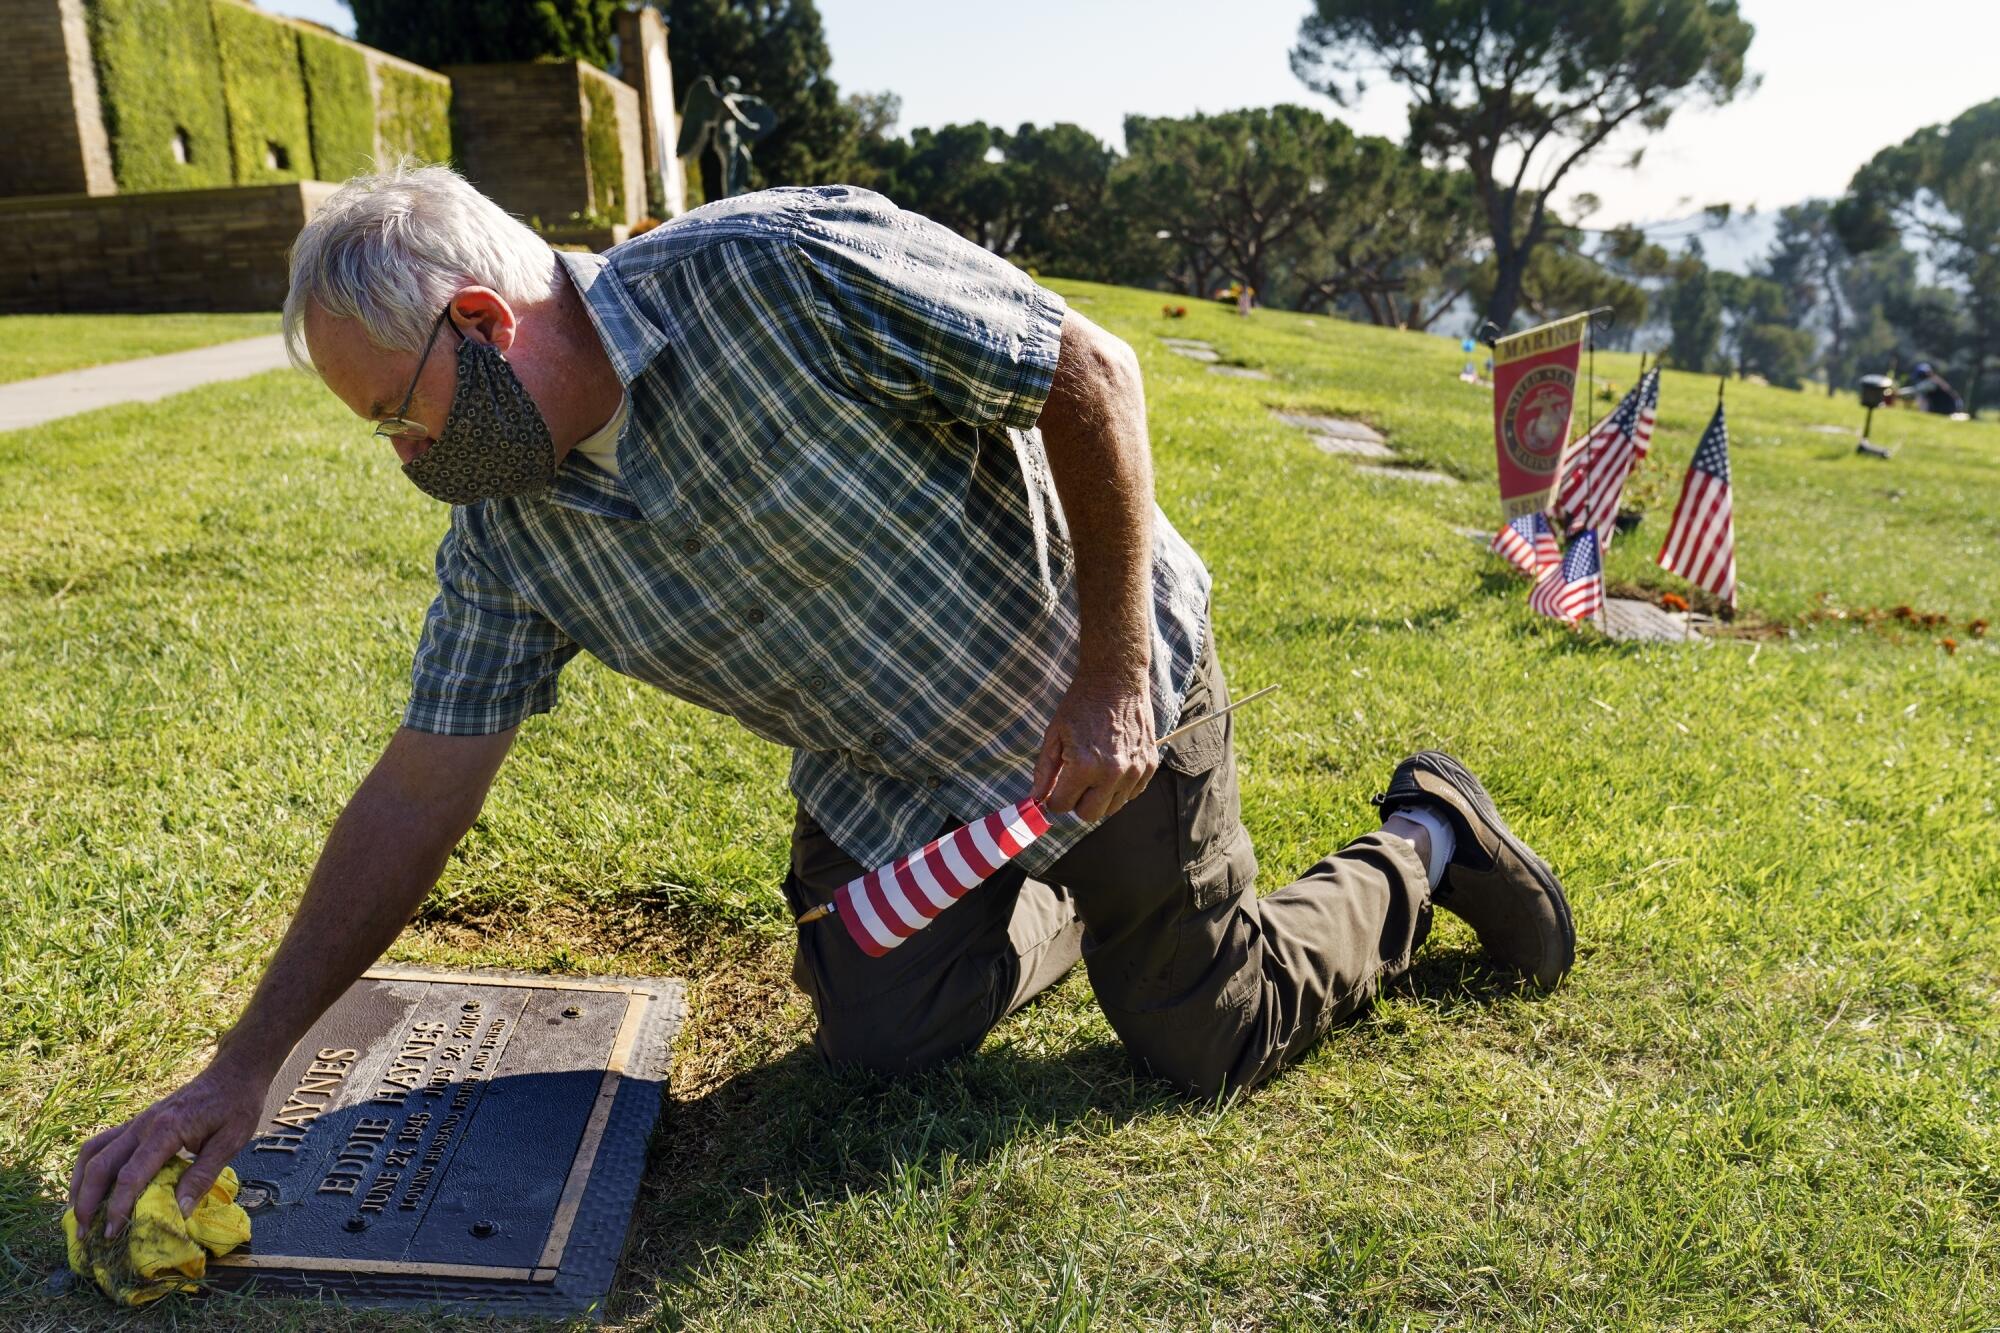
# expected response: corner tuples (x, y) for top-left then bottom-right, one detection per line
(63, 1159), (251, 1307)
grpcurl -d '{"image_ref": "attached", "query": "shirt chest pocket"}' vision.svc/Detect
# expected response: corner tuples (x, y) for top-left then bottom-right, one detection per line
(692, 421), (914, 591)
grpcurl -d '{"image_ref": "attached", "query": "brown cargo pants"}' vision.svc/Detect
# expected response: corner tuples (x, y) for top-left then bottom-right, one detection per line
(779, 637), (1433, 1097)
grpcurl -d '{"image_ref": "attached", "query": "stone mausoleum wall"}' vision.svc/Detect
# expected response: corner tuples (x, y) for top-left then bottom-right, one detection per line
(0, 183), (335, 314)
(0, 0), (117, 198)
(0, 0), (450, 316)
(448, 60), (645, 236)
(82, 0), (452, 192)
(0, 0), (665, 313)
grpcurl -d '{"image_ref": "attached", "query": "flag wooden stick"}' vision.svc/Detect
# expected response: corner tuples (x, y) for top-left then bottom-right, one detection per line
(1159, 682), (1280, 747)
(795, 684), (1282, 928)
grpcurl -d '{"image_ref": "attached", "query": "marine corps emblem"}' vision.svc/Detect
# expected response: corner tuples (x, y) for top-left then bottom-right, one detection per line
(1500, 365), (1575, 475)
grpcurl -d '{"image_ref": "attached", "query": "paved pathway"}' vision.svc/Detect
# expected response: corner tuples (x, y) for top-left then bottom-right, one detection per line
(0, 335), (291, 432)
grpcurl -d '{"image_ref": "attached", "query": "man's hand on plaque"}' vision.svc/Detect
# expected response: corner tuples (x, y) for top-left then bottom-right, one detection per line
(70, 1062), (266, 1241)
(1031, 669), (1158, 823)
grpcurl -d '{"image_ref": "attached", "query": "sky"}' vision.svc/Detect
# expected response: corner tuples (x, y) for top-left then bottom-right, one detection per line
(264, 0), (2000, 228)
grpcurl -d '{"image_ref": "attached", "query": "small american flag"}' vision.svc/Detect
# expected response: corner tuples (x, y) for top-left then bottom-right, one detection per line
(1558, 368), (1659, 544)
(1490, 511), (1560, 579)
(1633, 365), (1660, 458)
(824, 799), (1052, 957)
(1529, 529), (1605, 623)
(1656, 402), (1736, 609)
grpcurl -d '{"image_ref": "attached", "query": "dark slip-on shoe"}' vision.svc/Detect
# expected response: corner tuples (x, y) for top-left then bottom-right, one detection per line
(1373, 750), (1575, 989)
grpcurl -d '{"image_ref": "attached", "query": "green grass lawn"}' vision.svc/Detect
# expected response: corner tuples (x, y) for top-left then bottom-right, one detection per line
(2, 286), (1995, 1329)
(0, 313), (281, 385)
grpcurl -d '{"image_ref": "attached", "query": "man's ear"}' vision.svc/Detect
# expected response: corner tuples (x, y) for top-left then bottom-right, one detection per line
(448, 286), (518, 352)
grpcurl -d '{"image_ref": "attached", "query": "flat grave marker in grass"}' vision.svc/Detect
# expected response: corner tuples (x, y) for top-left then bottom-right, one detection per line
(1271, 410), (1395, 456)
(1167, 345), (1220, 362)
(1208, 365), (1271, 380)
(1598, 596), (1700, 643)
(1270, 411), (1387, 444)
(1355, 464), (1457, 485)
(1309, 433), (1395, 458)
(210, 967), (682, 1317)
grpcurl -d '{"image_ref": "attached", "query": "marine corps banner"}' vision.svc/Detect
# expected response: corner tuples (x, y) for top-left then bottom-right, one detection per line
(1491, 313), (1588, 520)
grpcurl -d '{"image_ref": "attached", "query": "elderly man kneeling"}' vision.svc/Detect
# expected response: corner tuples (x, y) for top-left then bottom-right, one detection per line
(69, 166), (1573, 1241)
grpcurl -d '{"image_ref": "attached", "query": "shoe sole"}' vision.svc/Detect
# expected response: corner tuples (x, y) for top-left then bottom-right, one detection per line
(1408, 750), (1576, 984)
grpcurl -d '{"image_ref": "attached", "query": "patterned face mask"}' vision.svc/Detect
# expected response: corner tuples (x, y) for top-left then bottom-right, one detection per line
(401, 332), (557, 505)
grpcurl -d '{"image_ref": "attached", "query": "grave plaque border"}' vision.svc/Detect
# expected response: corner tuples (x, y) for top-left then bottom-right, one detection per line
(209, 966), (683, 1317)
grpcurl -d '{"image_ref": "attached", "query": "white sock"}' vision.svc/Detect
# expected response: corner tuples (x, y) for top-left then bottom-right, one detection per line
(1391, 803), (1456, 891)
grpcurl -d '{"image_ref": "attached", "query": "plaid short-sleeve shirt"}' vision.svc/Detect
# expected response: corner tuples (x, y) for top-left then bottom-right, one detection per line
(406, 185), (1212, 874)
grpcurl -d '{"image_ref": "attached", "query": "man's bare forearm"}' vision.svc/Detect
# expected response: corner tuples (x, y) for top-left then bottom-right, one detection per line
(1036, 308), (1154, 685)
(69, 727), (518, 1234)
(210, 727), (516, 1082)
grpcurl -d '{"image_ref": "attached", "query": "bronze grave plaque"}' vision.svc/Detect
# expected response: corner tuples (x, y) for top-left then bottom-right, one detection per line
(211, 966), (683, 1317)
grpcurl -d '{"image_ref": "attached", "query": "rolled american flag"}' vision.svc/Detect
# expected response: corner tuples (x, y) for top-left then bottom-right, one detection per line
(796, 683), (1279, 957)
(799, 799), (1052, 957)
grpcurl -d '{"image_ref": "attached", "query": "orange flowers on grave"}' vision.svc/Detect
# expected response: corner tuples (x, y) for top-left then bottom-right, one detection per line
(1891, 605), (1950, 629)
(1162, 304), (1189, 318)
(1940, 638), (1959, 655)
(1660, 593), (1689, 612)
(1970, 618), (1989, 638)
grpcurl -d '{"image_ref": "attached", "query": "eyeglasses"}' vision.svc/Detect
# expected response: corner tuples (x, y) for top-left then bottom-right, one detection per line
(372, 308), (457, 442)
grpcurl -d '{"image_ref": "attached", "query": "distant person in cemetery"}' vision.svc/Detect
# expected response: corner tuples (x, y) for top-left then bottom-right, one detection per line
(69, 165), (1574, 1239)
(1898, 362), (1966, 416)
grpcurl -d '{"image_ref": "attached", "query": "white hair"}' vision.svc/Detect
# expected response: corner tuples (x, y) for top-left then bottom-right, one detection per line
(282, 162), (557, 374)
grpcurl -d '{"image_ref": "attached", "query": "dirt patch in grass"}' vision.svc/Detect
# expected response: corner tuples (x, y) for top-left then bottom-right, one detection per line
(1604, 580), (1994, 650)
(1799, 593), (1992, 654)
(410, 896), (808, 1102)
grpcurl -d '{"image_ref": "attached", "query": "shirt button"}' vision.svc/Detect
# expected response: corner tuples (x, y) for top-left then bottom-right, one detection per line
(924, 775), (942, 790)
(808, 674), (827, 691)
(681, 537), (701, 555)
(868, 730), (888, 747)
(746, 606), (766, 625)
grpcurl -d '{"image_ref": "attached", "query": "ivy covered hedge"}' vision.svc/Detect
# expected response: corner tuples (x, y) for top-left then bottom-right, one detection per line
(88, 0), (232, 193)
(377, 66), (453, 166)
(85, 0), (455, 193)
(298, 29), (374, 180)
(212, 0), (314, 183)
(581, 74), (624, 222)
